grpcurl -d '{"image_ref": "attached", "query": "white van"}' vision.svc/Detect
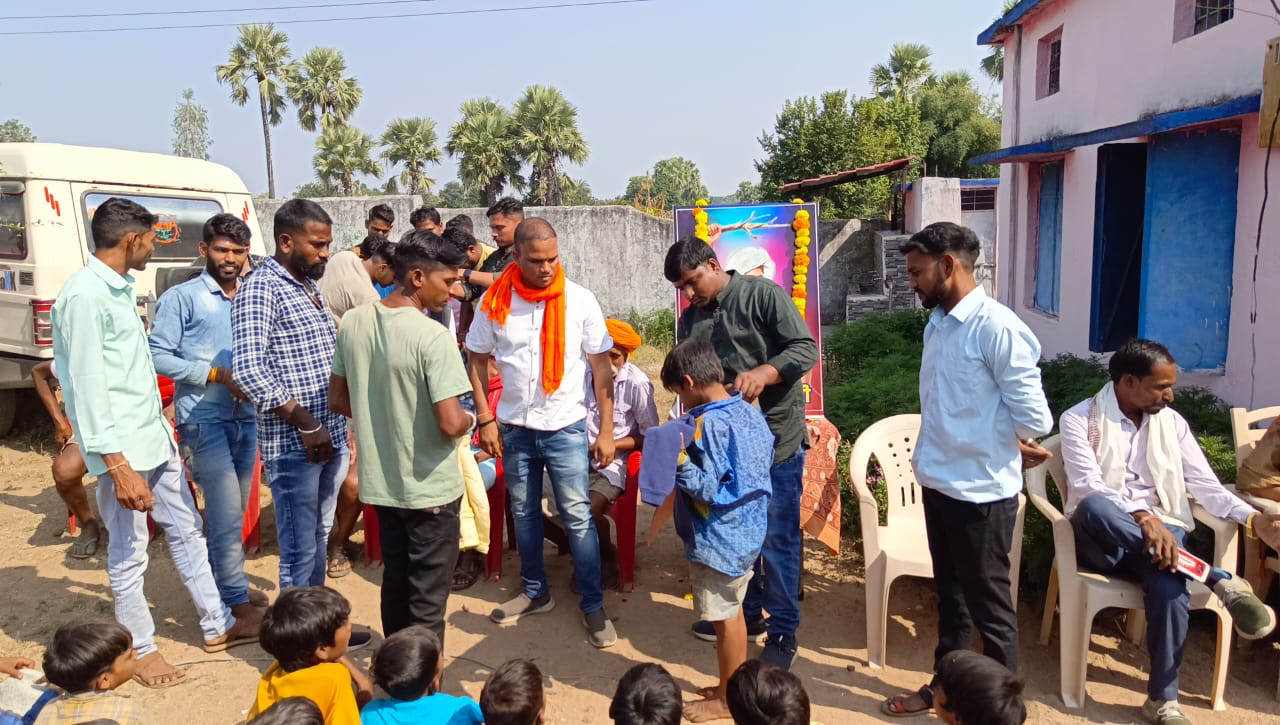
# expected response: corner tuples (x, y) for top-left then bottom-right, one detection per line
(0, 143), (268, 436)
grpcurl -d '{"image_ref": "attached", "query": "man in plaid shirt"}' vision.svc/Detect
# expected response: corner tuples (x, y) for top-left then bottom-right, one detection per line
(232, 199), (351, 593)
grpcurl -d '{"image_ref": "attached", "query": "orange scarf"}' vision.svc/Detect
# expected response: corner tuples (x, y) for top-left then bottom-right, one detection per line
(481, 264), (567, 394)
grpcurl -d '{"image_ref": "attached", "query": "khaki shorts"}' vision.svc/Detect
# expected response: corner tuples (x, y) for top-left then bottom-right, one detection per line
(690, 561), (751, 622)
(589, 469), (623, 503)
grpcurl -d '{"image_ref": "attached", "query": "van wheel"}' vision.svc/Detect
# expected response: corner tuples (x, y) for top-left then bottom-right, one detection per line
(0, 389), (15, 439)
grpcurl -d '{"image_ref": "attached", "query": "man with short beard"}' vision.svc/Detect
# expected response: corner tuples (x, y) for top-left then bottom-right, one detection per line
(232, 200), (358, 613)
(150, 213), (266, 624)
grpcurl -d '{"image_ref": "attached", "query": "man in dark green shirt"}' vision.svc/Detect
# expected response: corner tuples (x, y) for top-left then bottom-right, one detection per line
(665, 237), (819, 670)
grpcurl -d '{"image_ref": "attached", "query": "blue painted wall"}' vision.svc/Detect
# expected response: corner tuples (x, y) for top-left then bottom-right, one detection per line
(1138, 129), (1241, 371)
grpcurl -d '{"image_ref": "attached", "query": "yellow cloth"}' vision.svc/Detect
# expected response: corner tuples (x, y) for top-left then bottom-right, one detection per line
(246, 661), (360, 725)
(458, 439), (491, 553)
(35, 691), (144, 725)
(473, 243), (496, 270)
(1238, 426), (1280, 491)
(605, 319), (643, 355)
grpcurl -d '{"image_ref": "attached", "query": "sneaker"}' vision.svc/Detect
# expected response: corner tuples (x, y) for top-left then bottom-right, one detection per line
(1213, 577), (1277, 640)
(583, 608), (618, 648)
(1141, 698), (1192, 725)
(490, 593), (555, 625)
(347, 628), (374, 651)
(760, 634), (798, 670)
(691, 617), (769, 643)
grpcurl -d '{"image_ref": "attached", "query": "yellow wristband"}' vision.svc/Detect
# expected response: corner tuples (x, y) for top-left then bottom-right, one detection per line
(208, 367), (219, 384)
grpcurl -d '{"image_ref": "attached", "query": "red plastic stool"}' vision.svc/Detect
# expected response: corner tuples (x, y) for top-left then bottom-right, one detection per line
(604, 452), (642, 593)
(484, 460), (508, 580)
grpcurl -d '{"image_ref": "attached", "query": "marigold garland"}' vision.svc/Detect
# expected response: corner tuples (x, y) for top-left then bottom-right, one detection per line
(790, 199), (810, 317)
(693, 198), (710, 243)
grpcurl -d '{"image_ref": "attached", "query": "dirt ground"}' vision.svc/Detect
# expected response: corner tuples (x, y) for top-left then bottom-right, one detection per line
(2, 373), (1279, 723)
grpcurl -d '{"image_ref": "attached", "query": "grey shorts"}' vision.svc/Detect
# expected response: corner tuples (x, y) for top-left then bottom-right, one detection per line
(589, 469), (623, 503)
(689, 561), (751, 622)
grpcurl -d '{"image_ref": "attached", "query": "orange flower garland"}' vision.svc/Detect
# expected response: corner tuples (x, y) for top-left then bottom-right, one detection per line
(693, 198), (711, 243)
(790, 199), (810, 317)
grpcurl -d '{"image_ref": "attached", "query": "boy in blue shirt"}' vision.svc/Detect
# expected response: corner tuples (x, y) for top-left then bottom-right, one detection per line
(660, 340), (773, 722)
(362, 626), (482, 725)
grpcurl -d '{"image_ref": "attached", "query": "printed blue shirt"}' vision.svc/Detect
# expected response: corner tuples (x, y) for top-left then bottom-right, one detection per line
(231, 257), (347, 460)
(149, 271), (255, 425)
(674, 393), (774, 577)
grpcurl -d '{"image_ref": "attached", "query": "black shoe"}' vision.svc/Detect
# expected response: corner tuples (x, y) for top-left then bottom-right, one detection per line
(347, 628), (374, 651)
(760, 634), (797, 670)
(691, 617), (768, 642)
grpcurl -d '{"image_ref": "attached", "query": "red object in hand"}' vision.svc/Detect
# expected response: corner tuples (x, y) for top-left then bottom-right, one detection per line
(157, 375), (176, 409)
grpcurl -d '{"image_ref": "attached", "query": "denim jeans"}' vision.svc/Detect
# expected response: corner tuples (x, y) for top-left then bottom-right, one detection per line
(178, 420), (257, 609)
(375, 499), (462, 646)
(1071, 494), (1190, 701)
(502, 420), (603, 613)
(264, 446), (349, 589)
(98, 449), (232, 656)
(743, 448), (806, 641)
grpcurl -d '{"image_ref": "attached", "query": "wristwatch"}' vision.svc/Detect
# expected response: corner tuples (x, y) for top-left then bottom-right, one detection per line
(463, 269), (473, 282)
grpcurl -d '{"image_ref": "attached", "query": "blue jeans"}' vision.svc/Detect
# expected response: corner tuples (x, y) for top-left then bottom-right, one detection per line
(1071, 494), (1189, 701)
(264, 446), (349, 589)
(502, 420), (603, 613)
(178, 421), (257, 609)
(743, 448), (806, 641)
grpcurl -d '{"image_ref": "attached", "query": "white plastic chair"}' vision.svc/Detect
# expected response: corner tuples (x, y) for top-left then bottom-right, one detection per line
(1026, 436), (1236, 711)
(849, 414), (1025, 669)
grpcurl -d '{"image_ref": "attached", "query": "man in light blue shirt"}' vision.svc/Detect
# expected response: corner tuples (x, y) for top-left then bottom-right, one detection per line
(882, 222), (1052, 717)
(149, 213), (263, 623)
(53, 197), (257, 689)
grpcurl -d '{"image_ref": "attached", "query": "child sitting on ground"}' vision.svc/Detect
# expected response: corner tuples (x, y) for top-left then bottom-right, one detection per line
(725, 660), (809, 725)
(660, 340), (774, 723)
(479, 659), (544, 725)
(247, 587), (371, 725)
(932, 650), (1025, 725)
(361, 626), (482, 725)
(252, 697), (324, 725)
(609, 663), (681, 725)
(35, 622), (142, 725)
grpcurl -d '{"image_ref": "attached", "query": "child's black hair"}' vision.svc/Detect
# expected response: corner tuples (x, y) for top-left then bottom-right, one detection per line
(251, 696), (324, 725)
(41, 622), (132, 693)
(259, 586), (351, 673)
(725, 660), (810, 725)
(608, 663), (681, 725)
(934, 650), (1026, 725)
(370, 625), (442, 701)
(660, 339), (724, 391)
(480, 659), (544, 725)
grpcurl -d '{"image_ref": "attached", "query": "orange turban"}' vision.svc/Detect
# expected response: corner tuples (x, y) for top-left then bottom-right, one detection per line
(605, 319), (643, 356)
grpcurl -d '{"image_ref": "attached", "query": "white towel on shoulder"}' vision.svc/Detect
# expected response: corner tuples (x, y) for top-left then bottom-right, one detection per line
(1089, 381), (1190, 528)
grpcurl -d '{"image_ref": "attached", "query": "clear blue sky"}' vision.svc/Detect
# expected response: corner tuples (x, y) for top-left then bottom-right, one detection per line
(0, 0), (1003, 198)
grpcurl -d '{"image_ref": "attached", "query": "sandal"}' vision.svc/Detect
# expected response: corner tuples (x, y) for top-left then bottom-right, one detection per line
(68, 521), (105, 560)
(451, 551), (482, 591)
(327, 549), (352, 579)
(881, 686), (933, 718)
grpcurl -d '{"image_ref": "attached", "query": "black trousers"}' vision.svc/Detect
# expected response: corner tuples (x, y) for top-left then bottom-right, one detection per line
(921, 487), (1019, 675)
(375, 498), (462, 648)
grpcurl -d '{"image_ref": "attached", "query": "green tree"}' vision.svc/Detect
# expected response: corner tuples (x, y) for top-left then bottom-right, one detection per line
(314, 125), (380, 196)
(916, 71), (1001, 177)
(0, 119), (36, 143)
(560, 175), (594, 206)
(869, 42), (934, 100)
(981, 1), (1019, 83)
(437, 180), (482, 208)
(756, 91), (924, 219)
(171, 89), (212, 160)
(294, 179), (340, 198)
(288, 47), (362, 132)
(624, 157), (708, 210)
(216, 24), (295, 198)
(512, 85), (589, 206)
(733, 180), (760, 204)
(446, 98), (524, 206)
(380, 117), (441, 195)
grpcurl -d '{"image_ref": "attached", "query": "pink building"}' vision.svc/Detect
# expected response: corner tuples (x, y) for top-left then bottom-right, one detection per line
(973, 0), (1279, 407)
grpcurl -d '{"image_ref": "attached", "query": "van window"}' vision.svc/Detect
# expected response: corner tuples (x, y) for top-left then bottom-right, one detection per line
(0, 184), (25, 260)
(82, 193), (223, 261)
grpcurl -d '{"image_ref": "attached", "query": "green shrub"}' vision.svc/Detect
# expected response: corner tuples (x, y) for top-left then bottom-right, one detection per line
(626, 308), (676, 351)
(826, 352), (922, 444)
(824, 309), (926, 386)
(1196, 434), (1237, 485)
(1038, 354), (1108, 425)
(1172, 386), (1232, 439)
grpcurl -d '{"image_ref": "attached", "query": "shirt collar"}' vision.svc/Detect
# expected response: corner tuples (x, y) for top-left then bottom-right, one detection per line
(199, 269), (237, 298)
(945, 286), (987, 324)
(689, 392), (744, 417)
(87, 255), (134, 291)
(264, 256), (314, 291)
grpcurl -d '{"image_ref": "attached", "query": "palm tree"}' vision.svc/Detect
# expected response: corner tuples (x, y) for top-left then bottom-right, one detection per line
(314, 125), (380, 196)
(512, 85), (589, 206)
(288, 47), (362, 132)
(981, 1), (1020, 83)
(869, 42), (934, 101)
(380, 117), (441, 195)
(446, 98), (524, 206)
(216, 24), (295, 198)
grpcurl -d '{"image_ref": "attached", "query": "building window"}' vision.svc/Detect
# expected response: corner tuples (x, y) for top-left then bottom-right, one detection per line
(1195, 0), (1233, 34)
(1036, 28), (1063, 99)
(1032, 161), (1064, 315)
(960, 187), (996, 211)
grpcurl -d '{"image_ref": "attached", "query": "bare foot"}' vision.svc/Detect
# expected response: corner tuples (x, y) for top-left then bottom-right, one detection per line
(133, 652), (186, 689)
(247, 589), (270, 608)
(204, 611), (261, 653)
(683, 696), (732, 722)
(68, 519), (104, 559)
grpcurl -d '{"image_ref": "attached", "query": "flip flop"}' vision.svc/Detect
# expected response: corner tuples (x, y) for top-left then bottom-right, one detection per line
(68, 525), (105, 560)
(203, 631), (259, 653)
(881, 687), (933, 718)
(327, 549), (352, 579)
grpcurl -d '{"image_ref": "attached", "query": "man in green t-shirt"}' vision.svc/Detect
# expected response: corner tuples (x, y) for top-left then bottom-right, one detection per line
(328, 229), (475, 647)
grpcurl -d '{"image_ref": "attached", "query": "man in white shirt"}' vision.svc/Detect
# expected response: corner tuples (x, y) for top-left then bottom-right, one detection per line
(465, 217), (620, 649)
(1060, 338), (1280, 725)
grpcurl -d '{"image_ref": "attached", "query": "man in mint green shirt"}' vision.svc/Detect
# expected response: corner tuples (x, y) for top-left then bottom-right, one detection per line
(52, 197), (257, 689)
(328, 229), (474, 647)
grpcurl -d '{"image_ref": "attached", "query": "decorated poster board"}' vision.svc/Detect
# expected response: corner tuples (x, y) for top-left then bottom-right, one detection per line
(672, 201), (824, 416)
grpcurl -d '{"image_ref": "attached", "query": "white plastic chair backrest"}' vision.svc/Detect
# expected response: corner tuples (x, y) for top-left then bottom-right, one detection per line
(1230, 406), (1280, 466)
(851, 414), (923, 525)
(1039, 436), (1068, 511)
